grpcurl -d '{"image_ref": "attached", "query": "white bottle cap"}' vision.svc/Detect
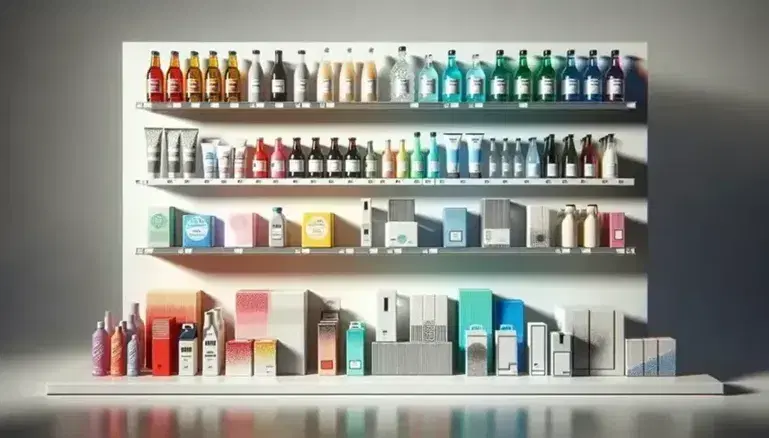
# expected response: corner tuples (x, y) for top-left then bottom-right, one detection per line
(97, 321), (104, 329)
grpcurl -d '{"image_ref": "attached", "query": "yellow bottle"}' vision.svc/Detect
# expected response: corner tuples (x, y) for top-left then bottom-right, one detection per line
(396, 139), (409, 178)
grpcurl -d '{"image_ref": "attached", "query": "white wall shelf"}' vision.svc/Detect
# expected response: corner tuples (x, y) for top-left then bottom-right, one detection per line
(136, 101), (638, 111)
(135, 178), (635, 187)
(135, 247), (636, 256)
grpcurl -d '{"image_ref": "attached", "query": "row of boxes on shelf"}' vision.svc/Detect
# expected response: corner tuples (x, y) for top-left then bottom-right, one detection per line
(147, 199), (626, 249)
(92, 290), (674, 378)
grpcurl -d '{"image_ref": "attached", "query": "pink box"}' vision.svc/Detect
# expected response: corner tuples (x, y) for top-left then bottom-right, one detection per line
(225, 213), (257, 247)
(225, 339), (254, 376)
(609, 213), (626, 248)
(235, 290), (270, 340)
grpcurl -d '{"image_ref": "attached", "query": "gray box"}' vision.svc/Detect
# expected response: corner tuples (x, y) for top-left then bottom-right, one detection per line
(527, 322), (548, 376)
(371, 342), (452, 376)
(625, 338), (644, 376)
(555, 306), (590, 376)
(550, 332), (572, 377)
(481, 199), (511, 248)
(643, 338), (659, 376)
(419, 342), (453, 375)
(409, 294), (424, 342)
(588, 309), (625, 376)
(265, 290), (308, 375)
(388, 199), (415, 222)
(657, 337), (677, 376)
(434, 294), (449, 343)
(526, 205), (552, 248)
(410, 294), (448, 343)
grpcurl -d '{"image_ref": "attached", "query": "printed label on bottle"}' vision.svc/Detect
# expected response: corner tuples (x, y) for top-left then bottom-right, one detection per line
(363, 78), (376, 97)
(608, 78), (624, 96)
(320, 79), (332, 96)
(469, 77), (484, 96)
(271, 160), (285, 172)
(490, 162), (498, 175)
(309, 159), (323, 173)
(565, 163), (577, 177)
(514, 162), (524, 175)
(296, 79), (307, 93)
(345, 160), (360, 172)
(469, 162), (481, 174)
(271, 224), (283, 240)
(327, 160), (341, 172)
(206, 78), (220, 94)
(603, 163), (617, 178)
(445, 78), (459, 95)
(563, 78), (579, 96)
(493, 78), (507, 95)
(253, 160), (267, 172)
(226, 78), (238, 94)
(272, 79), (286, 94)
(539, 77), (554, 97)
(428, 161), (440, 173)
(585, 78), (600, 96)
(234, 160), (245, 178)
(546, 163), (557, 177)
(447, 162), (459, 174)
(397, 79), (410, 96)
(583, 163), (595, 177)
(397, 159), (408, 174)
(420, 77), (436, 97)
(187, 78), (200, 94)
(249, 81), (261, 100)
(341, 78), (353, 97)
(168, 78), (181, 94)
(515, 77), (530, 95)
(526, 163), (539, 177)
(411, 161), (423, 172)
(147, 78), (161, 93)
(502, 162), (511, 174)
(382, 161), (393, 175)
(289, 159), (305, 172)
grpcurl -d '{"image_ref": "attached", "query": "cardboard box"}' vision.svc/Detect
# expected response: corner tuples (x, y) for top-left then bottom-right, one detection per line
(409, 294), (424, 342)
(656, 337), (677, 376)
(388, 199), (415, 222)
(146, 290), (204, 370)
(482, 199), (511, 247)
(495, 325), (518, 376)
(465, 325), (489, 377)
(588, 309), (625, 376)
(609, 212), (626, 248)
(302, 212), (334, 248)
(377, 290), (398, 342)
(182, 214), (216, 247)
(371, 342), (452, 376)
(527, 322), (548, 376)
(496, 298), (525, 374)
(554, 306), (590, 375)
(225, 340), (254, 376)
(148, 206), (179, 247)
(643, 338), (659, 376)
(442, 207), (467, 247)
(225, 213), (257, 247)
(178, 323), (199, 376)
(458, 289), (493, 373)
(253, 338), (277, 376)
(235, 290), (270, 340)
(346, 322), (366, 376)
(625, 338), (644, 376)
(526, 206), (552, 248)
(151, 317), (178, 376)
(318, 300), (340, 376)
(267, 290), (308, 375)
(385, 222), (418, 247)
(550, 332), (572, 377)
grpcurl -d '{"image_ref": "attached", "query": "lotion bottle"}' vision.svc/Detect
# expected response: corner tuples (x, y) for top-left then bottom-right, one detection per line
(293, 50), (309, 102)
(270, 207), (286, 248)
(127, 334), (140, 377)
(248, 50), (263, 102)
(583, 204), (600, 248)
(602, 133), (618, 178)
(202, 311), (220, 376)
(110, 325), (126, 376)
(92, 321), (109, 376)
(561, 204), (577, 248)
(129, 303), (146, 370)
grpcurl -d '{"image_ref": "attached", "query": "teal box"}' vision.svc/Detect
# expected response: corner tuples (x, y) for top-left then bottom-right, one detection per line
(346, 321), (366, 376)
(182, 214), (215, 247)
(458, 289), (494, 373)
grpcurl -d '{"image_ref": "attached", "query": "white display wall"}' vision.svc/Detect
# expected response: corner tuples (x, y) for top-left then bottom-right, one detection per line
(122, 42), (648, 342)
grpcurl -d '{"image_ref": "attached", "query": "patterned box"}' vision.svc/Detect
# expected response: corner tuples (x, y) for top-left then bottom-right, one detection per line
(145, 290), (204, 369)
(253, 338), (277, 376)
(235, 290), (270, 340)
(226, 339), (254, 376)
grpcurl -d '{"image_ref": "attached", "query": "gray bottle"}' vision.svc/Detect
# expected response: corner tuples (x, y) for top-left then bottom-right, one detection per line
(488, 138), (500, 178)
(513, 138), (526, 178)
(364, 141), (378, 178)
(269, 207), (286, 248)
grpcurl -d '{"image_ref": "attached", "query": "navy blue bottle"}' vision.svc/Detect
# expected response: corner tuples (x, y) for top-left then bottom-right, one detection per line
(561, 49), (581, 101)
(604, 49), (625, 102)
(582, 49), (602, 102)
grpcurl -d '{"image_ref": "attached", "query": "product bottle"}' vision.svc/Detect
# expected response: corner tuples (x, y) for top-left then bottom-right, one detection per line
(270, 138), (286, 178)
(92, 321), (109, 376)
(466, 54), (486, 103)
(164, 51), (183, 102)
(562, 49), (581, 101)
(361, 48), (378, 103)
(525, 137), (541, 178)
(602, 134), (618, 178)
(104, 310), (115, 337)
(317, 48), (333, 103)
(543, 135), (559, 178)
(583, 50), (602, 102)
(580, 134), (599, 178)
(381, 140), (395, 178)
(146, 51), (165, 102)
(583, 204), (599, 248)
(339, 48), (356, 103)
(270, 50), (287, 102)
(488, 138), (501, 178)
(294, 50), (309, 102)
(490, 49), (511, 101)
(427, 132), (440, 178)
(201, 311), (220, 376)
(604, 50), (625, 102)
(364, 141), (378, 178)
(248, 49), (263, 102)
(269, 207), (286, 247)
(344, 137), (362, 178)
(288, 137), (306, 178)
(445, 134), (462, 178)
(185, 51), (204, 102)
(513, 50), (532, 102)
(125, 317), (137, 350)
(417, 54), (439, 102)
(561, 134), (579, 178)
(468, 134), (483, 178)
(442, 49), (463, 103)
(205, 51), (222, 102)
(501, 138), (513, 177)
(390, 46), (415, 102)
(224, 51), (240, 102)
(129, 302), (146, 370)
(536, 50), (556, 102)
(410, 132), (425, 178)
(127, 334), (140, 377)
(326, 138), (344, 178)
(308, 138), (325, 178)
(512, 138), (526, 178)
(561, 204), (577, 248)
(109, 325), (126, 376)
(253, 137), (269, 178)
(396, 140), (409, 178)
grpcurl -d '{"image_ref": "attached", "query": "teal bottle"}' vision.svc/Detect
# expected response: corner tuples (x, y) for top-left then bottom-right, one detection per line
(465, 54), (486, 103)
(442, 49), (463, 103)
(490, 49), (511, 101)
(410, 132), (425, 178)
(427, 132), (440, 178)
(513, 50), (531, 102)
(535, 49), (556, 102)
(417, 54), (440, 102)
(561, 49), (581, 101)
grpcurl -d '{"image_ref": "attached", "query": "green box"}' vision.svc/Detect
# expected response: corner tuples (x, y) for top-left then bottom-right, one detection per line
(458, 289), (493, 373)
(148, 207), (180, 247)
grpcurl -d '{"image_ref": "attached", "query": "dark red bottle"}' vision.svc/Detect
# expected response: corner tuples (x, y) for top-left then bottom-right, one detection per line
(252, 138), (269, 178)
(146, 51), (164, 102)
(165, 51), (184, 102)
(579, 134), (598, 178)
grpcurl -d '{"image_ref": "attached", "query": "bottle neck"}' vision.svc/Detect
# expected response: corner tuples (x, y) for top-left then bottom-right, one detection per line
(228, 56), (237, 67)
(589, 56), (598, 67)
(496, 56), (505, 67)
(190, 56), (200, 68)
(398, 51), (407, 61)
(292, 141), (301, 151)
(275, 53), (282, 64)
(298, 54), (305, 64)
(312, 141), (320, 151)
(612, 56), (621, 67)
(209, 58), (219, 68)
(399, 141), (406, 151)
(448, 56), (456, 68)
(253, 54), (261, 63)
(518, 57), (528, 68)
(256, 140), (265, 151)
(567, 56), (576, 67)
(348, 142), (357, 151)
(170, 56), (180, 68)
(151, 56), (161, 68)
(331, 141), (339, 151)
(542, 57), (552, 68)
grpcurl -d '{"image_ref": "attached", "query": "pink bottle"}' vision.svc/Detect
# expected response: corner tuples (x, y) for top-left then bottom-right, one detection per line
(92, 321), (110, 376)
(270, 138), (286, 179)
(129, 302), (147, 370)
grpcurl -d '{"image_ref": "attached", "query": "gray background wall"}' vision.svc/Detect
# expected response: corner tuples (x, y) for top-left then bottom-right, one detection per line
(1, 0), (767, 381)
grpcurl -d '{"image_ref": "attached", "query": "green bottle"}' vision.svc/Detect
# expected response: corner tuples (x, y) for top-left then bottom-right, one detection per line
(535, 49), (556, 102)
(410, 132), (425, 178)
(490, 49), (511, 101)
(513, 50), (531, 102)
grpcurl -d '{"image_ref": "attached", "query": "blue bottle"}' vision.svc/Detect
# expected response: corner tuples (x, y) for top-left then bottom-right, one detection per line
(583, 49), (602, 102)
(604, 49), (625, 102)
(442, 49), (463, 103)
(525, 137), (541, 178)
(417, 54), (440, 102)
(465, 54), (486, 103)
(427, 132), (440, 178)
(561, 49), (581, 101)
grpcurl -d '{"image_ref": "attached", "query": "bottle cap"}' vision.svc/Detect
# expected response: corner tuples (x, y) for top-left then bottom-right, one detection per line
(298, 49), (306, 55)
(293, 137), (301, 141)
(519, 49), (527, 56)
(611, 49), (620, 56)
(273, 207), (282, 213)
(448, 49), (456, 56)
(171, 50), (179, 56)
(191, 50), (199, 56)
(589, 49), (598, 56)
(567, 49), (575, 56)
(151, 50), (160, 56)
(275, 49), (283, 55)
(566, 204), (576, 207)
(331, 137), (338, 141)
(229, 50), (237, 56)
(209, 50), (217, 56)
(414, 132), (421, 137)
(312, 137), (319, 141)
(349, 137), (356, 141)
(515, 137), (521, 141)
(543, 49), (551, 56)
(496, 49), (504, 56)
(252, 49), (260, 55)
(398, 46), (407, 52)
(430, 132), (436, 136)
(97, 321), (104, 328)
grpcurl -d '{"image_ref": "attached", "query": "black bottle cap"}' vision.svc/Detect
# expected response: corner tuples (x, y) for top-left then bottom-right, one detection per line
(191, 50), (199, 56)
(171, 50), (179, 56)
(543, 49), (551, 56)
(567, 49), (575, 56)
(611, 49), (620, 56)
(496, 49), (504, 56)
(252, 49), (260, 55)
(448, 49), (456, 56)
(293, 137), (301, 141)
(275, 50), (283, 56)
(209, 50), (217, 56)
(312, 137), (319, 141)
(151, 50), (160, 56)
(430, 132), (436, 137)
(228, 51), (235, 55)
(331, 137), (338, 141)
(515, 137), (521, 141)
(519, 49), (527, 56)
(398, 46), (407, 52)
(414, 132), (421, 137)
(349, 137), (356, 141)
(589, 49), (598, 56)
(298, 50), (306, 55)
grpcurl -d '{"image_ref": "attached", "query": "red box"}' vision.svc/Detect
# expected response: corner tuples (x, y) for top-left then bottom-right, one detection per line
(151, 317), (178, 376)
(609, 213), (626, 248)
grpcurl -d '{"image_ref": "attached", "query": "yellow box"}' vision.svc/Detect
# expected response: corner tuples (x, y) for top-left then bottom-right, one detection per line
(253, 338), (277, 376)
(302, 212), (335, 248)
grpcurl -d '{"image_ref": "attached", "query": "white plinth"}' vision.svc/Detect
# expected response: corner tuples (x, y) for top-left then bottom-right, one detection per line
(47, 374), (723, 396)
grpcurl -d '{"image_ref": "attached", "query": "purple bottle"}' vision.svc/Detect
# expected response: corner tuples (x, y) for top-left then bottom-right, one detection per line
(92, 321), (110, 376)
(127, 334), (140, 376)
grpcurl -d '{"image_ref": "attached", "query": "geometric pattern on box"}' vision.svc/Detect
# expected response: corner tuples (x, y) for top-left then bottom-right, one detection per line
(371, 341), (453, 375)
(253, 338), (277, 376)
(145, 290), (204, 369)
(225, 340), (254, 376)
(554, 306), (625, 376)
(235, 290), (270, 340)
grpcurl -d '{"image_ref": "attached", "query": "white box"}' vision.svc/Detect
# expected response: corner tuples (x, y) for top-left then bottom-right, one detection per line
(643, 338), (659, 376)
(550, 332), (572, 377)
(527, 322), (548, 376)
(495, 325), (518, 376)
(554, 306), (590, 375)
(361, 198), (372, 247)
(385, 222), (418, 247)
(656, 337), (677, 376)
(588, 309), (625, 376)
(625, 338), (644, 376)
(434, 294), (448, 329)
(376, 290), (397, 342)
(465, 325), (489, 377)
(526, 206), (552, 248)
(409, 294), (424, 342)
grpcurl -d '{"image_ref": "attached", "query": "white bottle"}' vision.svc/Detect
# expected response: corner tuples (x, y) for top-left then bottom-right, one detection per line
(361, 47), (378, 103)
(269, 207), (286, 247)
(201, 311), (220, 376)
(317, 47), (333, 103)
(602, 134), (618, 178)
(583, 204), (599, 248)
(339, 47), (356, 103)
(248, 50), (263, 102)
(294, 49), (309, 102)
(211, 308), (225, 368)
(561, 204), (577, 248)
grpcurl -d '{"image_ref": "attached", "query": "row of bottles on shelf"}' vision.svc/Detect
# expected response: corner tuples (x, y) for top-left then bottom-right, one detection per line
(146, 128), (620, 180)
(145, 47), (627, 103)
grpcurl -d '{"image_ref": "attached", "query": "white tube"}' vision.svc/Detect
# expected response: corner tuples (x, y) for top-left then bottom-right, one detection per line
(144, 127), (163, 179)
(201, 139), (219, 179)
(216, 144), (234, 179)
(165, 129), (183, 178)
(180, 129), (199, 178)
(465, 133), (484, 178)
(443, 133), (463, 178)
(232, 138), (248, 179)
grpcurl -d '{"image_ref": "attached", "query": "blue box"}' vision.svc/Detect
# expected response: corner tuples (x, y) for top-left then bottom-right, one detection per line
(346, 322), (366, 376)
(182, 214), (215, 247)
(442, 208), (467, 248)
(495, 298), (526, 373)
(458, 289), (493, 373)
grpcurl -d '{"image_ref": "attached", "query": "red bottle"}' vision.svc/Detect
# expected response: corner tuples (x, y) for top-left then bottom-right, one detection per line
(270, 138), (287, 178)
(146, 51), (164, 102)
(253, 138), (269, 178)
(579, 134), (599, 178)
(165, 51), (184, 102)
